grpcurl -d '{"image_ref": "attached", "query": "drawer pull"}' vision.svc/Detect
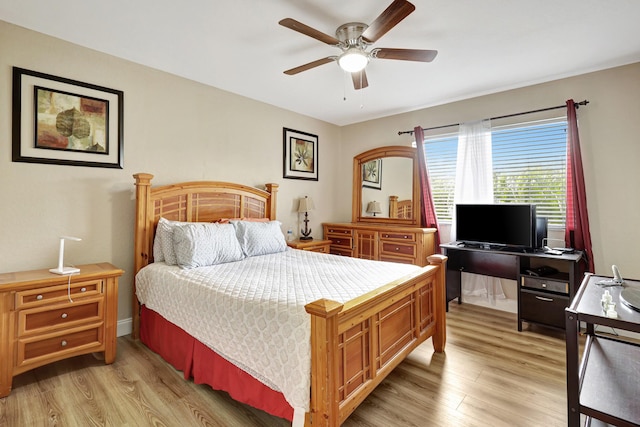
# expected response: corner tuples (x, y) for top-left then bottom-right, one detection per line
(535, 296), (554, 302)
(61, 313), (68, 319)
(36, 294), (43, 300)
(80, 287), (87, 292)
(395, 247), (400, 251)
(61, 340), (68, 347)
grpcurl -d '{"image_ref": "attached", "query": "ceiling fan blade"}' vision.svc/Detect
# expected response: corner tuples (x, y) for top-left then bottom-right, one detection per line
(284, 57), (335, 75)
(279, 18), (340, 45)
(373, 48), (438, 62)
(361, 0), (415, 43)
(352, 69), (369, 90)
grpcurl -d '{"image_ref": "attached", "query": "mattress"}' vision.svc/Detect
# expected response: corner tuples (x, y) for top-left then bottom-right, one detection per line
(135, 247), (420, 422)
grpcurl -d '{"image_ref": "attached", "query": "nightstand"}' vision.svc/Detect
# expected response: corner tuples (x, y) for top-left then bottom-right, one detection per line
(0, 262), (123, 397)
(287, 239), (332, 254)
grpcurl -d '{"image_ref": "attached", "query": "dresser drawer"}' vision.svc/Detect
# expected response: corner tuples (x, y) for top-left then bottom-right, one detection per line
(19, 298), (104, 336)
(330, 247), (355, 257)
(17, 324), (103, 368)
(325, 227), (353, 236)
(380, 232), (416, 242)
(380, 242), (416, 258)
(379, 255), (416, 265)
(328, 236), (353, 249)
(16, 280), (103, 308)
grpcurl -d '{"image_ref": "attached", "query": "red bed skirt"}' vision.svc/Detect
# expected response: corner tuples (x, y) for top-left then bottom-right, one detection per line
(140, 305), (294, 421)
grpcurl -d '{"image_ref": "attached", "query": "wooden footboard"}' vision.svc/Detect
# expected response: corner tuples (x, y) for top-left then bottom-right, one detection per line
(305, 254), (447, 426)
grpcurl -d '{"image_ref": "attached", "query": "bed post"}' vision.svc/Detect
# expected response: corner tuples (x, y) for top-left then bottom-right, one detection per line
(305, 298), (344, 427)
(132, 173), (154, 340)
(265, 183), (278, 220)
(427, 254), (448, 352)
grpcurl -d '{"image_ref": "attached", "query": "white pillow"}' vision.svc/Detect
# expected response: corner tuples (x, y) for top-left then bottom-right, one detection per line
(153, 217), (190, 265)
(232, 220), (287, 257)
(172, 222), (245, 268)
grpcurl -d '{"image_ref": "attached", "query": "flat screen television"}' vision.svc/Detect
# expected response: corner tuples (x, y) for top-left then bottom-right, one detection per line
(456, 203), (537, 249)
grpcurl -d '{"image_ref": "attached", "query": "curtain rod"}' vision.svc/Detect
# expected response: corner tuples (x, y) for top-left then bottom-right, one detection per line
(397, 99), (589, 136)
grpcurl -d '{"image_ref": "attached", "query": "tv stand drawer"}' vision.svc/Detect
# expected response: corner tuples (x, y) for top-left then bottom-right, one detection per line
(520, 289), (569, 329)
(447, 250), (518, 279)
(521, 276), (569, 295)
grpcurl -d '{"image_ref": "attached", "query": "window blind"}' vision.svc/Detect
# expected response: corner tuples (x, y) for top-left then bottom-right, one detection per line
(423, 119), (568, 226)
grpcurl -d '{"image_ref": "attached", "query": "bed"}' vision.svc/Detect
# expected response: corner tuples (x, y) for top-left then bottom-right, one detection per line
(132, 173), (447, 427)
(389, 195), (413, 219)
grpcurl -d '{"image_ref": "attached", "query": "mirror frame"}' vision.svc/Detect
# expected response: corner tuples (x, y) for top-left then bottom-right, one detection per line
(352, 145), (420, 226)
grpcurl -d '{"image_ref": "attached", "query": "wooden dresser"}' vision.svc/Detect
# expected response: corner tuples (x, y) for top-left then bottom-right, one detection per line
(323, 223), (436, 266)
(0, 262), (123, 397)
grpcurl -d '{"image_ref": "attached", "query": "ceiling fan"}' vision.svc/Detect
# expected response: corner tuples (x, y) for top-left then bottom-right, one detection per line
(279, 0), (437, 90)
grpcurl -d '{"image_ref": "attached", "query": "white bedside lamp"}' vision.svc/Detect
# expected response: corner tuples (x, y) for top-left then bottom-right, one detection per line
(50, 236), (82, 275)
(366, 201), (382, 217)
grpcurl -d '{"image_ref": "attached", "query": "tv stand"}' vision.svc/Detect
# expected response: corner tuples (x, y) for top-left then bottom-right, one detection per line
(441, 242), (586, 330)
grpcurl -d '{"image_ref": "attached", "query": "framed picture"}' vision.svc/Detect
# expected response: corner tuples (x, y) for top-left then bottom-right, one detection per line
(12, 67), (124, 169)
(362, 158), (382, 189)
(283, 127), (318, 181)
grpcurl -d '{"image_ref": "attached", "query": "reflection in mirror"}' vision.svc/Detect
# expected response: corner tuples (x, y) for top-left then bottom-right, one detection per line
(361, 157), (413, 218)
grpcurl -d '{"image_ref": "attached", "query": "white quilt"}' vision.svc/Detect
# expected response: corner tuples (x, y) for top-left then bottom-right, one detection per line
(135, 248), (421, 423)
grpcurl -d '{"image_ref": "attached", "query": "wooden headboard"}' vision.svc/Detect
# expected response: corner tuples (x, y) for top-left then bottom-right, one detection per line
(389, 195), (413, 219)
(132, 173), (278, 338)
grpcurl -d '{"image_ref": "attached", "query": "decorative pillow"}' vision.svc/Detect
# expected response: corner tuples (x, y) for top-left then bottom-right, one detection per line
(232, 220), (287, 257)
(172, 222), (245, 268)
(154, 217), (191, 265)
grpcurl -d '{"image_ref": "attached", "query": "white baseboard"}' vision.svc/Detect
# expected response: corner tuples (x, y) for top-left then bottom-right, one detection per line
(117, 317), (132, 337)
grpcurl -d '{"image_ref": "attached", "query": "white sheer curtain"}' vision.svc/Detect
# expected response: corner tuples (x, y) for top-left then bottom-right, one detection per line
(453, 120), (506, 304)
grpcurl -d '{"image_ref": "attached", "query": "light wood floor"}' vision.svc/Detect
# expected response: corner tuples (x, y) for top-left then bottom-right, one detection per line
(0, 303), (570, 426)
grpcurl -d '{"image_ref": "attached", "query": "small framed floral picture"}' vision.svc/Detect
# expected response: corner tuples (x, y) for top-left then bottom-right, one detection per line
(362, 158), (382, 189)
(283, 127), (318, 181)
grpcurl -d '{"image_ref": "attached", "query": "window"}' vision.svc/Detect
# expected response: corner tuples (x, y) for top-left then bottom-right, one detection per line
(422, 119), (568, 226)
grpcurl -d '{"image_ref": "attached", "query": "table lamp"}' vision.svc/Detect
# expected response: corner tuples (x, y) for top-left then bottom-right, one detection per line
(366, 201), (382, 217)
(50, 236), (82, 274)
(298, 196), (315, 240)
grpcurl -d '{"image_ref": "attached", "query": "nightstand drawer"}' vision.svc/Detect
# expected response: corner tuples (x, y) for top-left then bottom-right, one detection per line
(19, 298), (104, 336)
(16, 280), (103, 308)
(308, 245), (330, 253)
(18, 324), (103, 367)
(380, 242), (416, 258)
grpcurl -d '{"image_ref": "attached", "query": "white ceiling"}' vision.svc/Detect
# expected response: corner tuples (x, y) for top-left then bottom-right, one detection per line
(2, 0), (640, 126)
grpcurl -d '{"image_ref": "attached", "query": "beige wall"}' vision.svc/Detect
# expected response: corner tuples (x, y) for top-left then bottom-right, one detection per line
(2, 20), (639, 327)
(342, 62), (640, 278)
(0, 21), (341, 324)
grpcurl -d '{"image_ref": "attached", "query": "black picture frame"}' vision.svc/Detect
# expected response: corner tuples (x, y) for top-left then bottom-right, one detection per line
(12, 67), (124, 169)
(283, 127), (318, 181)
(362, 158), (382, 189)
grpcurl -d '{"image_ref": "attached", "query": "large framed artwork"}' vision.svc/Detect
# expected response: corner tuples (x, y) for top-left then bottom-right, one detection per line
(283, 127), (318, 181)
(362, 158), (382, 189)
(12, 67), (124, 169)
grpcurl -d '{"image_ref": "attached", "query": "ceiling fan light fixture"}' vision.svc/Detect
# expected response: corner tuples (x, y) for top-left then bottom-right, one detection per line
(338, 48), (368, 72)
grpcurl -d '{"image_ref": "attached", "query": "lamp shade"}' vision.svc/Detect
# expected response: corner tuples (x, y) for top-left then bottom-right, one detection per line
(366, 201), (382, 215)
(338, 48), (368, 73)
(298, 196), (315, 213)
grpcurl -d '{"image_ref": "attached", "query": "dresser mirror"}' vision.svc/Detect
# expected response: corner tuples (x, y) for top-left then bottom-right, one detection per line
(352, 145), (420, 226)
